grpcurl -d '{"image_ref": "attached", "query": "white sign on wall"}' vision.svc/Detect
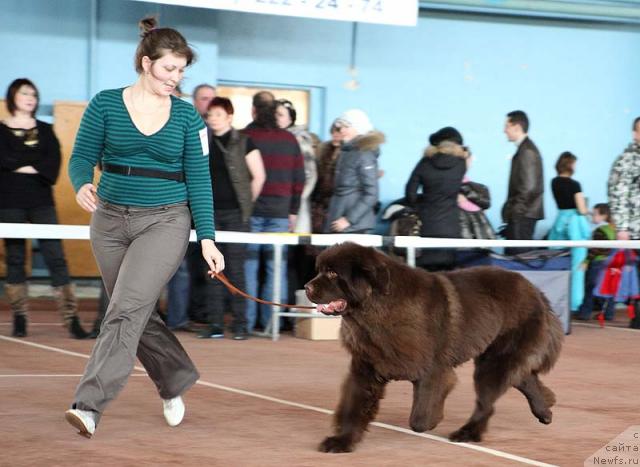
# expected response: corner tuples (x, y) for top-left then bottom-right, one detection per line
(131, 0), (418, 26)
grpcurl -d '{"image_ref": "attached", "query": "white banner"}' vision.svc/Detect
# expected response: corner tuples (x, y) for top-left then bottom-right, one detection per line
(131, 0), (418, 26)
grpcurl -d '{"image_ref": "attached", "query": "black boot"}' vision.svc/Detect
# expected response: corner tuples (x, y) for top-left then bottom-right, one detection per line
(54, 284), (90, 339)
(88, 318), (102, 339)
(69, 315), (90, 339)
(6, 284), (28, 338)
(631, 302), (640, 329)
(12, 314), (27, 338)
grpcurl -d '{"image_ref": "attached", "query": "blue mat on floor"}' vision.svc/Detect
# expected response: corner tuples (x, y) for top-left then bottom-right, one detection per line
(456, 249), (571, 271)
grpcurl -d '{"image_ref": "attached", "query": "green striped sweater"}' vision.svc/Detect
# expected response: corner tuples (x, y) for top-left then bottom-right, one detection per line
(68, 88), (214, 240)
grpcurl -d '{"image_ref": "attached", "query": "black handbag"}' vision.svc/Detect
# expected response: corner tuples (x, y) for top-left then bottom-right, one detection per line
(459, 181), (496, 239)
(460, 181), (491, 210)
(459, 210), (496, 240)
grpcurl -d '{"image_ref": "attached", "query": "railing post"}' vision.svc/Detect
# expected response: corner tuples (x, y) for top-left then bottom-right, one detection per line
(271, 243), (283, 341)
(406, 246), (416, 267)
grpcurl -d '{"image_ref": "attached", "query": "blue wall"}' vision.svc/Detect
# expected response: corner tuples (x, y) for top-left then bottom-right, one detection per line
(2, 0), (639, 235)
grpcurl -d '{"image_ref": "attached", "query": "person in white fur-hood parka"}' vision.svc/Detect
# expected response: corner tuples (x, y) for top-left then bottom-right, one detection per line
(325, 109), (385, 234)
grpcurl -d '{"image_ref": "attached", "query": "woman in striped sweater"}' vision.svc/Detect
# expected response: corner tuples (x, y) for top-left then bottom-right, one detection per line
(64, 17), (224, 438)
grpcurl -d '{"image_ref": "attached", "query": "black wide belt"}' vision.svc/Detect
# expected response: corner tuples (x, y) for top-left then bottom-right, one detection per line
(102, 163), (185, 182)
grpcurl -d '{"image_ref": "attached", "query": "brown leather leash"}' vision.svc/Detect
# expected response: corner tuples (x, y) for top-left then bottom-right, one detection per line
(212, 272), (316, 310)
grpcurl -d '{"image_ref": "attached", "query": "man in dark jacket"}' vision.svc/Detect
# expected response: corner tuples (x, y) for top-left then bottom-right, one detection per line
(501, 110), (544, 255)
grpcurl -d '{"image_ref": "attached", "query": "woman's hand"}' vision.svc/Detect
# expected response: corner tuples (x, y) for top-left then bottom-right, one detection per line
(331, 217), (351, 233)
(288, 214), (297, 232)
(202, 239), (225, 276)
(76, 183), (97, 212)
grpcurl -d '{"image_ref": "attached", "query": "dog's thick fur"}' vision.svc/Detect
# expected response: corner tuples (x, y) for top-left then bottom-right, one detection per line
(305, 243), (563, 453)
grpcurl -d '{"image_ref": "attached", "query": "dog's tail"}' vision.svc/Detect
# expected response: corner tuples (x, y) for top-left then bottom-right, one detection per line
(536, 292), (564, 375)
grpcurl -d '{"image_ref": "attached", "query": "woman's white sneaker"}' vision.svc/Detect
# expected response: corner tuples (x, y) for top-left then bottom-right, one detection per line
(163, 396), (185, 427)
(65, 409), (96, 438)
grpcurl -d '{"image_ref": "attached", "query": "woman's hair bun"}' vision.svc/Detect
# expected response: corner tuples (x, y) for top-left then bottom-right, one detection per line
(138, 16), (158, 38)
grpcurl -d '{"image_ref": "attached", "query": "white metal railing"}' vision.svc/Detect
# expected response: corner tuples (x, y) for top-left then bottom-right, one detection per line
(2, 222), (639, 340)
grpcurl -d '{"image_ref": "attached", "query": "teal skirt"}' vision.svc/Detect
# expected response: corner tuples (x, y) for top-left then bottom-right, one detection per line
(548, 209), (591, 311)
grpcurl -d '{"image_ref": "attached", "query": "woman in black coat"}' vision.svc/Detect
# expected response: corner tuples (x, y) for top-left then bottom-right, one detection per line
(0, 78), (88, 338)
(405, 127), (468, 270)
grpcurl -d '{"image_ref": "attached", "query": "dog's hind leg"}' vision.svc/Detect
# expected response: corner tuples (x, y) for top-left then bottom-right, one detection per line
(409, 368), (457, 433)
(515, 373), (555, 424)
(449, 353), (512, 443)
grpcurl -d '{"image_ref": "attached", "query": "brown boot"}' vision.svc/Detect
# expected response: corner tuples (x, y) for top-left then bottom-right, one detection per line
(53, 284), (89, 339)
(5, 283), (28, 337)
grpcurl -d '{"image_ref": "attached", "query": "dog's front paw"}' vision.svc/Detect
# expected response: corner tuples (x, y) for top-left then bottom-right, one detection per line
(410, 413), (442, 433)
(449, 425), (483, 443)
(410, 420), (427, 433)
(537, 409), (553, 425)
(318, 435), (354, 453)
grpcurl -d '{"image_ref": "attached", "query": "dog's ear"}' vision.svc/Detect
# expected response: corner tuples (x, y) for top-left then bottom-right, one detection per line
(361, 253), (392, 296)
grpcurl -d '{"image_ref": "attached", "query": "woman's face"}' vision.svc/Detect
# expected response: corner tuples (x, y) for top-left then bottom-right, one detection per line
(339, 124), (359, 142)
(330, 128), (343, 146)
(14, 85), (38, 115)
(206, 106), (233, 133)
(142, 52), (187, 96)
(275, 104), (292, 129)
(465, 154), (473, 170)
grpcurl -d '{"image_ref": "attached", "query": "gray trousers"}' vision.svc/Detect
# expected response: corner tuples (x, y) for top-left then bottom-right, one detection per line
(73, 200), (200, 423)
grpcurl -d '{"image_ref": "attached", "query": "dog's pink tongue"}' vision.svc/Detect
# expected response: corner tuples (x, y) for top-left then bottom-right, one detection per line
(316, 300), (347, 313)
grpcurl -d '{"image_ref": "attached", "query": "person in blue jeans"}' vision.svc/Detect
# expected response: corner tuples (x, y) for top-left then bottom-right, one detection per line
(243, 92), (304, 332)
(166, 256), (192, 330)
(245, 217), (290, 331)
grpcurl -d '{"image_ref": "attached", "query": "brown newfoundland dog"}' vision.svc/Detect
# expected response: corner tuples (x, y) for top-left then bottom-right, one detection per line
(305, 242), (563, 453)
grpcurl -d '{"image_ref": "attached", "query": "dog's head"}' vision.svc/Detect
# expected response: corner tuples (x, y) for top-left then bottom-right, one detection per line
(304, 242), (391, 316)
